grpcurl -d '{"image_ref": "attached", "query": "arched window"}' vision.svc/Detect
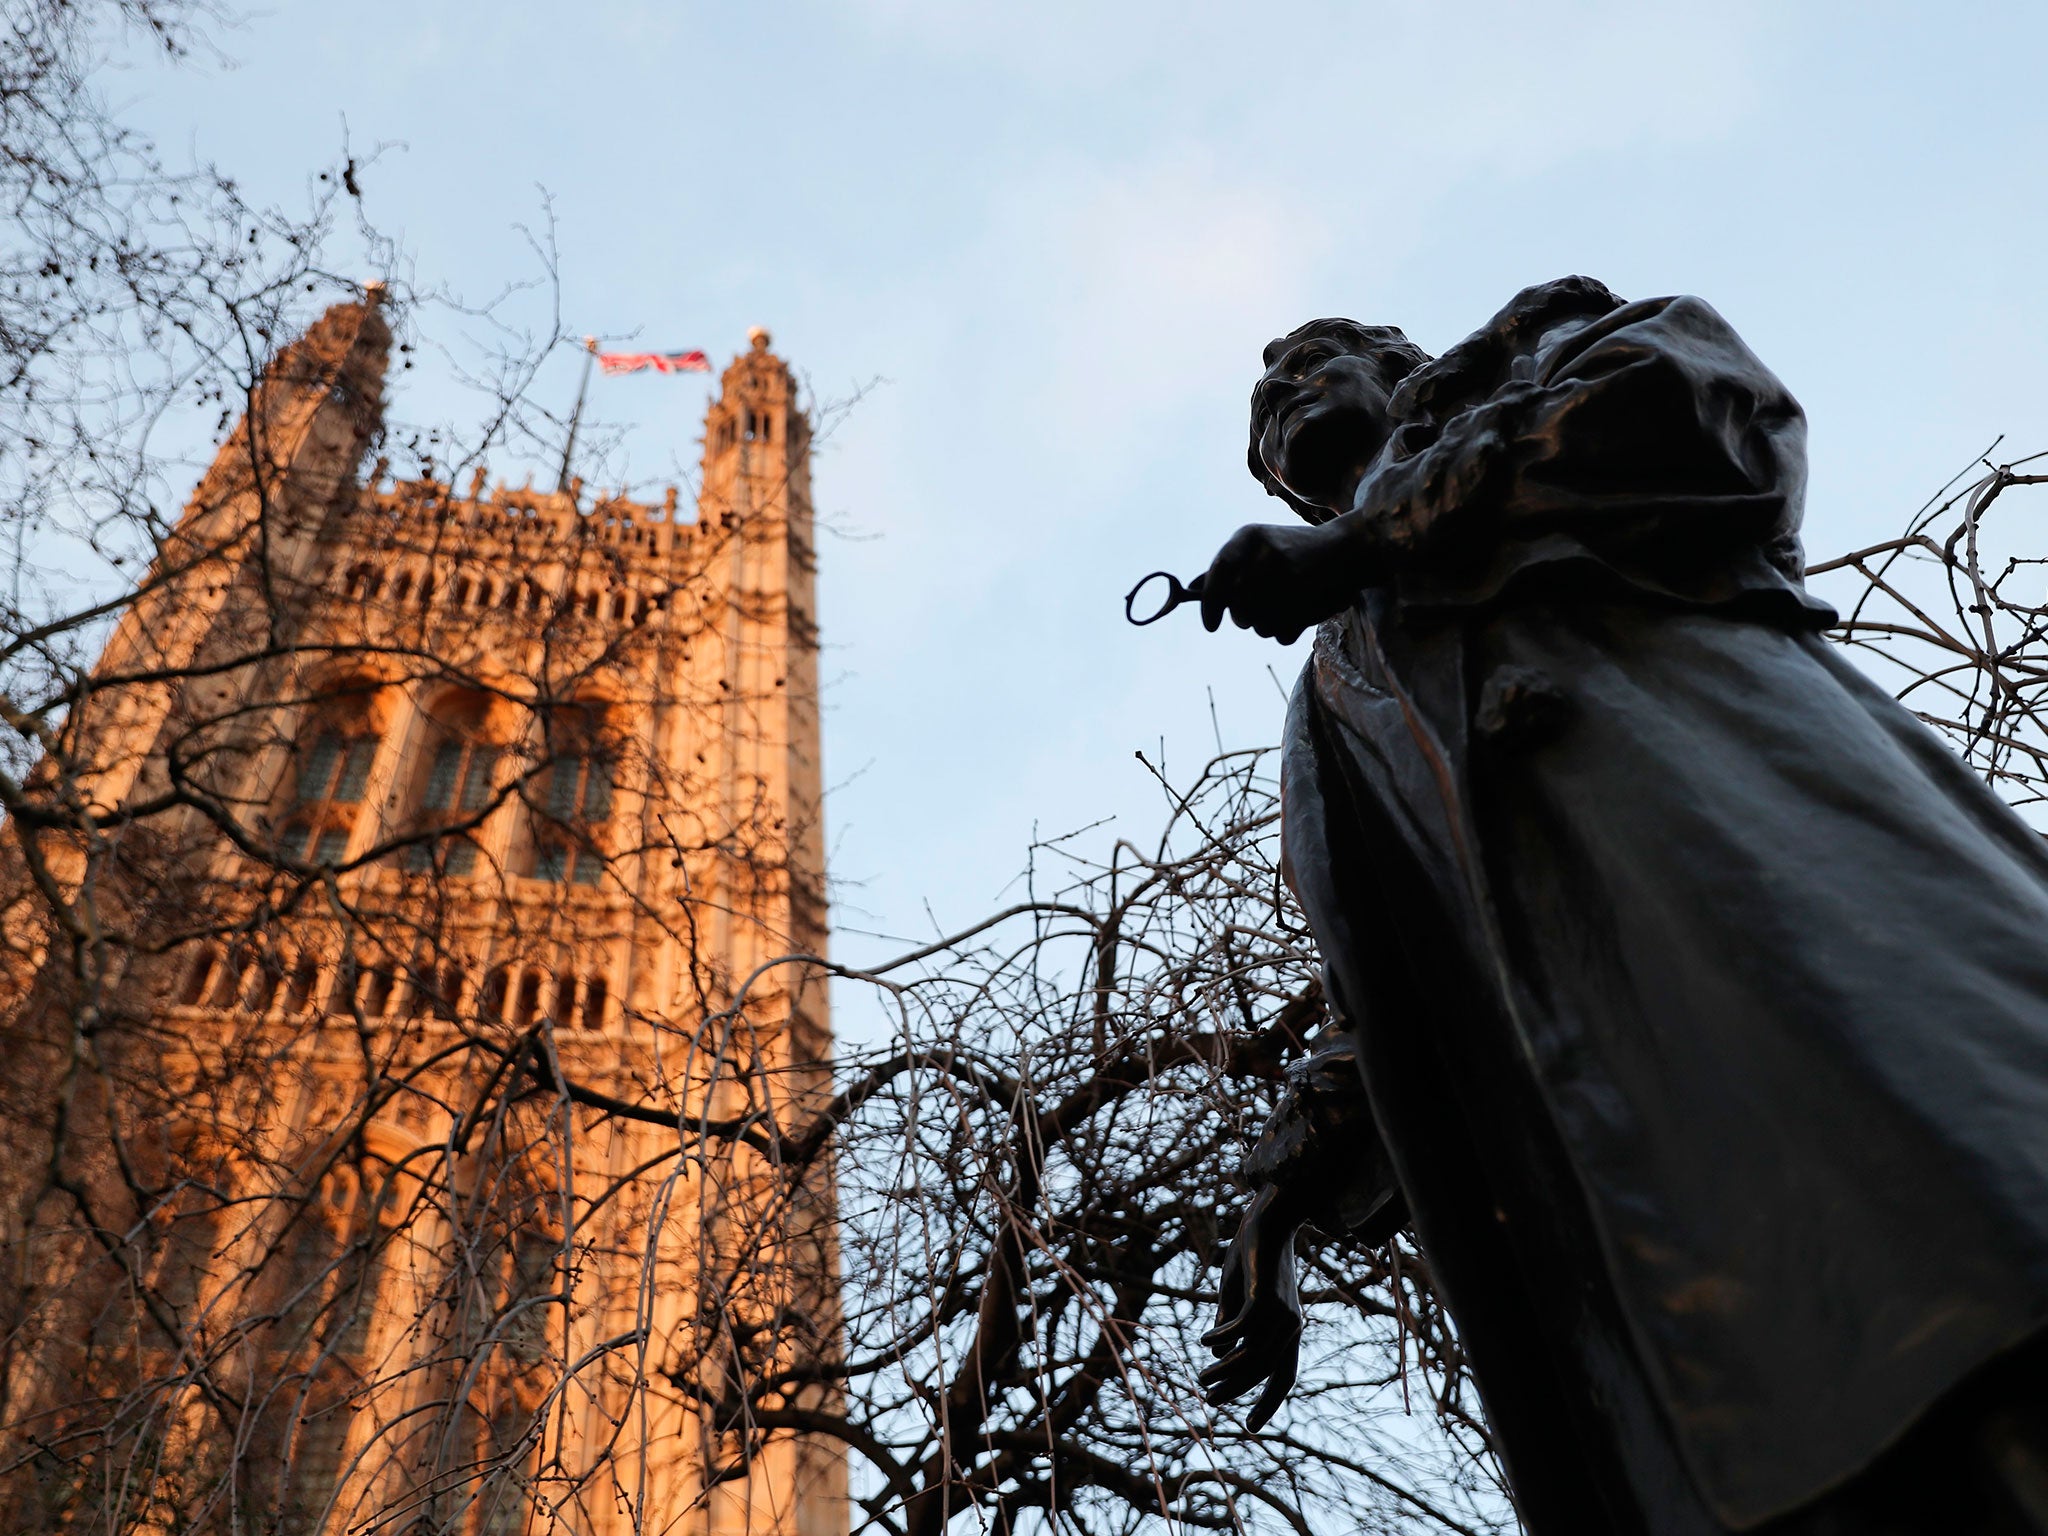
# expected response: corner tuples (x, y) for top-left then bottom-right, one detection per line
(400, 691), (503, 878)
(284, 955), (320, 1014)
(580, 974), (608, 1030)
(209, 947), (253, 1008)
(511, 971), (541, 1029)
(479, 966), (510, 1024)
(325, 959), (359, 1016)
(526, 706), (614, 886)
(401, 953), (466, 1023)
(297, 731), (376, 808)
(179, 945), (220, 1007)
(269, 1166), (382, 1527)
(244, 957), (283, 1015)
(431, 962), (465, 1021)
(467, 1222), (555, 1533)
(279, 686), (384, 867)
(326, 962), (391, 1018)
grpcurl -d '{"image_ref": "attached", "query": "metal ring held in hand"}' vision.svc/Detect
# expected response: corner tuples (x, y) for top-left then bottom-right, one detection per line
(1124, 570), (1205, 626)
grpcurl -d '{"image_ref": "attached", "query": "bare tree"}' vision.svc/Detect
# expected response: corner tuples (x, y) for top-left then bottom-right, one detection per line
(1811, 445), (2048, 811)
(7, 10), (2048, 1536)
(672, 747), (1516, 1536)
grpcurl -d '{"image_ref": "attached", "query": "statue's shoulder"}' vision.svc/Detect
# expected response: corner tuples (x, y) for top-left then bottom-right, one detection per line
(1389, 276), (1629, 426)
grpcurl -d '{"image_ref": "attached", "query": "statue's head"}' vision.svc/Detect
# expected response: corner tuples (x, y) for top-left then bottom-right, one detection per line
(1248, 319), (1431, 522)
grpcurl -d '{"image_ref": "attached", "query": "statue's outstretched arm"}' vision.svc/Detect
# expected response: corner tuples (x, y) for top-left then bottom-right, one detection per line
(1199, 295), (1804, 641)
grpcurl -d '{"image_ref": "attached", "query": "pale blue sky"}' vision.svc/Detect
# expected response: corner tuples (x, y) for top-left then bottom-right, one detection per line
(125, 1), (2048, 1014)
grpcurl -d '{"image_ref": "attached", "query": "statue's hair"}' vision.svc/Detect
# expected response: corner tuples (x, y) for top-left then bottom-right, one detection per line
(1248, 282), (1632, 520)
(1247, 319), (1432, 520)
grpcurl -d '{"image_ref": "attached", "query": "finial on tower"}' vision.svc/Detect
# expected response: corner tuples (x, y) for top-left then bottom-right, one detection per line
(749, 326), (772, 352)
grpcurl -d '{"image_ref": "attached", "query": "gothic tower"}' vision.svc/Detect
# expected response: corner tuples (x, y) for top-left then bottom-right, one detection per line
(0, 297), (845, 1536)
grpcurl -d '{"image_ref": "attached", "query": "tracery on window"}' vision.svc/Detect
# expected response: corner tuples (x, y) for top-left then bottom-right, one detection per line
(277, 684), (384, 868)
(400, 689), (507, 877)
(525, 704), (616, 887)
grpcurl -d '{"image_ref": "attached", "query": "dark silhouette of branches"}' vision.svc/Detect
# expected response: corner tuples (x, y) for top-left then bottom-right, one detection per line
(4, 10), (2047, 1536)
(1812, 446), (2048, 811)
(700, 748), (1513, 1536)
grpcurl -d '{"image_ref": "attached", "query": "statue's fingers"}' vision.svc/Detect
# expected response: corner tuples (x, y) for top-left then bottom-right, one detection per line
(1198, 1349), (1266, 1406)
(1199, 1323), (1243, 1358)
(1199, 1298), (1250, 1354)
(1199, 569), (1229, 632)
(1213, 1281), (1241, 1330)
(1199, 1337), (1258, 1383)
(1245, 1338), (1299, 1432)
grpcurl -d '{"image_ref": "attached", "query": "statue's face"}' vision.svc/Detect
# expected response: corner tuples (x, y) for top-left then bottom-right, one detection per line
(1252, 335), (1395, 514)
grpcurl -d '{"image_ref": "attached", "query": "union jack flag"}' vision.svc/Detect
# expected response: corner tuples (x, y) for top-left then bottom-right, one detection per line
(597, 349), (711, 376)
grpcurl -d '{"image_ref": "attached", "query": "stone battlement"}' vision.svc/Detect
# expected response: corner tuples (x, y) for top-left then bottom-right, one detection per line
(351, 470), (699, 556)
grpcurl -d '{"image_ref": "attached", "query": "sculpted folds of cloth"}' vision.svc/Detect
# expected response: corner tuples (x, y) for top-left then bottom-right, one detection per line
(1191, 277), (2048, 1535)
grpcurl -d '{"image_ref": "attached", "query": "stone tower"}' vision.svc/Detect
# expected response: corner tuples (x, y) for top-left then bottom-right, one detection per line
(0, 297), (844, 1536)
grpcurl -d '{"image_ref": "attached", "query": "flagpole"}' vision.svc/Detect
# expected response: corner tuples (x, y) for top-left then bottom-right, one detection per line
(557, 335), (598, 496)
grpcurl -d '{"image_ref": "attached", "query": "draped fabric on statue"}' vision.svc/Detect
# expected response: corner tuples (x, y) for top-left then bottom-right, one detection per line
(1281, 280), (2048, 1532)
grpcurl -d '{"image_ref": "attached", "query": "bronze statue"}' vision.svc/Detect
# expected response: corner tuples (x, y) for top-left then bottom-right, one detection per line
(1186, 278), (2048, 1533)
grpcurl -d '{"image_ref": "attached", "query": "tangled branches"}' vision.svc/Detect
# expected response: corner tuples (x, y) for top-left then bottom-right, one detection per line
(752, 749), (1512, 1536)
(5, 15), (2047, 1532)
(1813, 446), (2048, 811)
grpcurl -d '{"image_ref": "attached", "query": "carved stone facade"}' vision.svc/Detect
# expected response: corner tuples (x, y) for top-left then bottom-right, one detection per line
(0, 296), (844, 1536)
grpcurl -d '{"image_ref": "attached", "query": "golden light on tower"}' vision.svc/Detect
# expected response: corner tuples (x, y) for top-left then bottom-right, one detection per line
(0, 298), (844, 1536)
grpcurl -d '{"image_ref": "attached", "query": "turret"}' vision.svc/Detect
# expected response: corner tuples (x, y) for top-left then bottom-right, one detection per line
(82, 288), (392, 811)
(697, 328), (828, 1043)
(183, 286), (391, 562)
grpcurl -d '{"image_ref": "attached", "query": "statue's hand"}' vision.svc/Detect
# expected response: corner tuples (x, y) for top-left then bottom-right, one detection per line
(1197, 521), (1361, 643)
(1199, 1182), (1305, 1429)
(1354, 394), (1526, 539)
